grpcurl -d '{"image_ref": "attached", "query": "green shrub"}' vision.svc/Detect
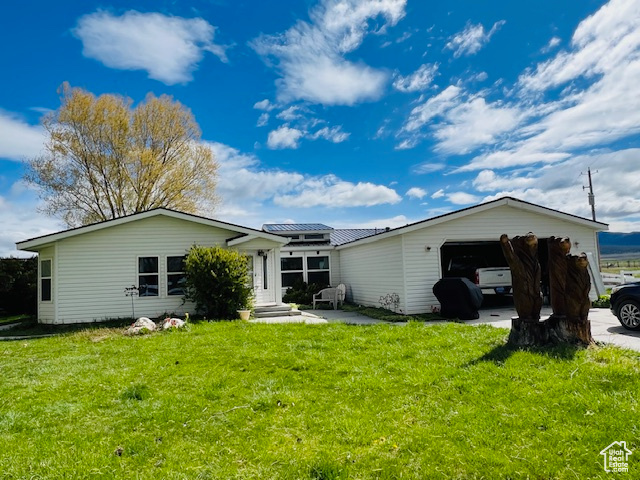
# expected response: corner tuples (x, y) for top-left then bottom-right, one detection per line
(184, 246), (253, 319)
(592, 294), (611, 308)
(283, 279), (326, 305)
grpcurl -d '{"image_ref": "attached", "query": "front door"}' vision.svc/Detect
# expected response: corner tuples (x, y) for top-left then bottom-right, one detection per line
(251, 251), (276, 305)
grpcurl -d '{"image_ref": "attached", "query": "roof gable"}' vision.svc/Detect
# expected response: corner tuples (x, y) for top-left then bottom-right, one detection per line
(337, 197), (608, 249)
(17, 208), (288, 252)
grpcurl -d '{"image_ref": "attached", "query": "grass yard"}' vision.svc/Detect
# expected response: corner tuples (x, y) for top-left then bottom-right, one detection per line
(1, 321), (639, 479)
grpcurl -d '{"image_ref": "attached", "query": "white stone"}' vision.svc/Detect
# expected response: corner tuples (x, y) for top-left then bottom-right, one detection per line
(162, 318), (186, 330)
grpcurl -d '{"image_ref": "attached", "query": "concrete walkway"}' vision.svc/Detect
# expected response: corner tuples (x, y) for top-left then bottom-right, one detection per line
(251, 306), (640, 352)
(249, 309), (384, 325)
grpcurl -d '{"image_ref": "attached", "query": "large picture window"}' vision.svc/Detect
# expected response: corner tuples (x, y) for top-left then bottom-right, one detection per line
(138, 257), (159, 297)
(167, 256), (186, 296)
(281, 253), (330, 288)
(40, 259), (52, 302)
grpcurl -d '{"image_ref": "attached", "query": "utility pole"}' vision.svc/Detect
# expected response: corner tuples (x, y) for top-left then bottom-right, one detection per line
(582, 167), (597, 221)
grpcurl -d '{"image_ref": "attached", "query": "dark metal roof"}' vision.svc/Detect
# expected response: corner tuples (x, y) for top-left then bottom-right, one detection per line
(330, 229), (384, 246)
(262, 223), (333, 232)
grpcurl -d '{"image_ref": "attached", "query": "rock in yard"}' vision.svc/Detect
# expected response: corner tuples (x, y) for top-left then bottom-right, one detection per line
(162, 318), (186, 330)
(125, 317), (157, 335)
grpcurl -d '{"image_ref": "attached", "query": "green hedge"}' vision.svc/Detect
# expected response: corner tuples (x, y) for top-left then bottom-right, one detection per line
(184, 246), (253, 319)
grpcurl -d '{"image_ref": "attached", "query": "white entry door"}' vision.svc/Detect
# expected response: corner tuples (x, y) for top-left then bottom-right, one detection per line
(252, 251), (276, 305)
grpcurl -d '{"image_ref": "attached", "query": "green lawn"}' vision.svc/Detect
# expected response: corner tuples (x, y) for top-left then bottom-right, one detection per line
(1, 321), (639, 479)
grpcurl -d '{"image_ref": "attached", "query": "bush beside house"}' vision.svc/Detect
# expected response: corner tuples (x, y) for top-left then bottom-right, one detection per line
(184, 246), (253, 319)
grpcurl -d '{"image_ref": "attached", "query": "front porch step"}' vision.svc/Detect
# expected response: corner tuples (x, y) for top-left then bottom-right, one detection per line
(254, 304), (302, 318)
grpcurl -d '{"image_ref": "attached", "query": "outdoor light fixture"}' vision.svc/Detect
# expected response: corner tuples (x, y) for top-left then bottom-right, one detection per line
(258, 250), (267, 257)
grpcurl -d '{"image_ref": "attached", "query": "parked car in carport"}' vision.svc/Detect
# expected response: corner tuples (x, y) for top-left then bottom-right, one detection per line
(610, 282), (640, 331)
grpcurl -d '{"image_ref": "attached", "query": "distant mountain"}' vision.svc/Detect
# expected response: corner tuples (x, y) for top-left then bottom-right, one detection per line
(599, 232), (640, 255)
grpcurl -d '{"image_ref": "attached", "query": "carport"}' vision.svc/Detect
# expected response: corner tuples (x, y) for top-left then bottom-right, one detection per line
(440, 238), (551, 297)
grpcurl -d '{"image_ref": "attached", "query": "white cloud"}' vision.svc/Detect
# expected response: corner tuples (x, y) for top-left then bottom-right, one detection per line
(399, 87), (522, 153)
(0, 183), (63, 257)
(274, 175), (402, 208)
(308, 126), (350, 143)
(447, 192), (480, 205)
(256, 113), (269, 127)
(0, 111), (46, 161)
(251, 0), (406, 105)
(446, 20), (505, 58)
(334, 214), (413, 229)
(413, 162), (446, 175)
(519, 0), (640, 92)
(406, 187), (427, 199)
(472, 170), (535, 192)
(471, 149), (640, 230)
(541, 36), (561, 53)
(276, 106), (304, 121)
(254, 99), (276, 111)
(73, 10), (227, 85)
(432, 97), (523, 154)
(431, 189), (445, 199)
(401, 85), (462, 134)
(393, 63), (438, 92)
(209, 141), (402, 217)
(457, 0), (640, 172)
(267, 125), (305, 149)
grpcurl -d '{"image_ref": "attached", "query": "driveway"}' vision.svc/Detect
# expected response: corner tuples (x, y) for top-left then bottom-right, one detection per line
(468, 306), (640, 352)
(251, 306), (640, 352)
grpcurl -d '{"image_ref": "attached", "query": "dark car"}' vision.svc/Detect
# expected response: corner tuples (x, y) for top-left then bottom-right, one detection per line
(610, 281), (640, 331)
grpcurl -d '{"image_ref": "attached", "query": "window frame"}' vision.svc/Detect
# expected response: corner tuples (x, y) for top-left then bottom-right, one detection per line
(306, 254), (330, 286)
(137, 256), (159, 297)
(40, 258), (53, 302)
(281, 251), (331, 289)
(166, 255), (187, 297)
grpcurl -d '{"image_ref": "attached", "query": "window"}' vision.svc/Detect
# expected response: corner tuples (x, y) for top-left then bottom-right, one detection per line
(304, 233), (325, 240)
(281, 256), (304, 288)
(307, 255), (330, 286)
(246, 255), (255, 288)
(167, 256), (186, 296)
(281, 253), (330, 288)
(138, 257), (159, 297)
(263, 255), (268, 289)
(40, 259), (52, 302)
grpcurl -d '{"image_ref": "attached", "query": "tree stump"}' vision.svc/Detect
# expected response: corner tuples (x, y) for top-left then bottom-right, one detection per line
(502, 233), (594, 347)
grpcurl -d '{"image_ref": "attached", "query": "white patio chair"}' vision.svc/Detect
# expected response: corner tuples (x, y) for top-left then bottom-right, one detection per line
(313, 287), (337, 309)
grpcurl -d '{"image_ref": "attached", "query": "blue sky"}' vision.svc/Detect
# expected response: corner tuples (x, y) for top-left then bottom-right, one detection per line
(2, 0), (640, 256)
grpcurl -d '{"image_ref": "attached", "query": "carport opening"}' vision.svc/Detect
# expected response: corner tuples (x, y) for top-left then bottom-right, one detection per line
(440, 239), (550, 304)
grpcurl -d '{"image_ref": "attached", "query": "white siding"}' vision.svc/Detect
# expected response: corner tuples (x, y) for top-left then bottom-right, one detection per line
(329, 249), (340, 286)
(54, 215), (269, 323)
(339, 236), (406, 312)
(401, 204), (600, 314)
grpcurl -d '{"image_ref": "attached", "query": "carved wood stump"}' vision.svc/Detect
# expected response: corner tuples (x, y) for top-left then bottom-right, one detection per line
(502, 232), (594, 347)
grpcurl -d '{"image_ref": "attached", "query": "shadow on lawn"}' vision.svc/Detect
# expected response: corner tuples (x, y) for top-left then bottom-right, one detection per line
(469, 341), (584, 366)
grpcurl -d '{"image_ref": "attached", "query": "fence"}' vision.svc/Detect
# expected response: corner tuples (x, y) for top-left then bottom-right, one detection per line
(601, 270), (640, 287)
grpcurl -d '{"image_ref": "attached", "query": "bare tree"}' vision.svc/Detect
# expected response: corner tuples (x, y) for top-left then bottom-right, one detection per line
(26, 83), (218, 226)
